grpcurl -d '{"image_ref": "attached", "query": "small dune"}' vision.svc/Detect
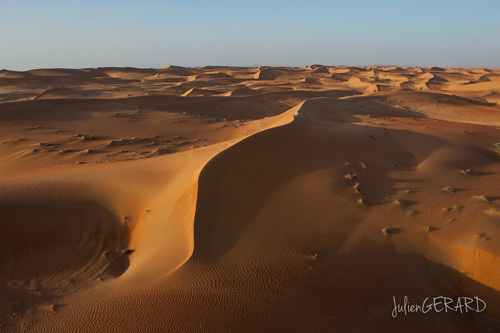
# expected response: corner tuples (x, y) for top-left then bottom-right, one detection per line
(253, 67), (282, 80)
(472, 195), (490, 202)
(484, 208), (500, 219)
(34, 87), (87, 99)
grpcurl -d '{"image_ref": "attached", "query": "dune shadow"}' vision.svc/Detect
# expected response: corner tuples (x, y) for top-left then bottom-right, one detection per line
(192, 97), (500, 261)
(0, 199), (130, 327)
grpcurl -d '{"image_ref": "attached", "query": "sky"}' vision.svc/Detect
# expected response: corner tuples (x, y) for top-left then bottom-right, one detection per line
(1, 0), (500, 70)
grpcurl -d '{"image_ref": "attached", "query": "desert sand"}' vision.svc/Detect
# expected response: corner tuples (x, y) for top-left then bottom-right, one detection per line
(1, 65), (500, 332)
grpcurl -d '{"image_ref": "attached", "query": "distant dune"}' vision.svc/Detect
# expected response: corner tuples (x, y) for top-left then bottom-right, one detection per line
(1, 65), (500, 332)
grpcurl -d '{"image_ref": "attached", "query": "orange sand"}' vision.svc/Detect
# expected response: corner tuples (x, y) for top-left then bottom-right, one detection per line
(1, 65), (500, 332)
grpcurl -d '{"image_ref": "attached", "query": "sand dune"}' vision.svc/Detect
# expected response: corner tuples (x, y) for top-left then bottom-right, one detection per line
(1, 66), (500, 332)
(254, 66), (283, 80)
(34, 88), (90, 99)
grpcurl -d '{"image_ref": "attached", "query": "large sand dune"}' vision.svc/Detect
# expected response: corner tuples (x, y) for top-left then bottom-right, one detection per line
(1, 66), (500, 332)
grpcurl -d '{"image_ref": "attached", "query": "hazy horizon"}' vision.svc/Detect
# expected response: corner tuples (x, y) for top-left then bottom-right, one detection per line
(2, 0), (500, 71)
(4, 64), (500, 72)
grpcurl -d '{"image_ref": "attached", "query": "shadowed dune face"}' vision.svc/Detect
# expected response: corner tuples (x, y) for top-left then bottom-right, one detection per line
(1, 66), (500, 332)
(0, 198), (130, 327)
(176, 96), (500, 331)
(0, 201), (128, 281)
(193, 108), (423, 259)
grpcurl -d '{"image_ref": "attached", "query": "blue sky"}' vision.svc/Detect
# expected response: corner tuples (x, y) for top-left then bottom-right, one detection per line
(1, 0), (499, 70)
